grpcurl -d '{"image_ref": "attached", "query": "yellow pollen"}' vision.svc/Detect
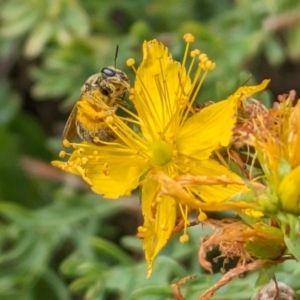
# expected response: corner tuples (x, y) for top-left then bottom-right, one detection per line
(81, 157), (88, 164)
(126, 58), (135, 66)
(198, 210), (207, 222)
(179, 234), (189, 243)
(156, 196), (162, 203)
(138, 226), (147, 233)
(124, 190), (131, 196)
(205, 60), (213, 70)
(78, 148), (84, 155)
(106, 116), (114, 124)
(199, 53), (208, 60)
(183, 33), (195, 43)
(183, 158), (189, 164)
(180, 75), (187, 85)
(93, 150), (98, 155)
(59, 150), (66, 158)
(160, 223), (168, 231)
(103, 162), (108, 169)
(190, 49), (200, 57)
(63, 139), (71, 148)
(200, 56), (209, 64)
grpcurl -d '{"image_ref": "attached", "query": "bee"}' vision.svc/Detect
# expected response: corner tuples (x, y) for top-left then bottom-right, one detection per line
(62, 66), (130, 145)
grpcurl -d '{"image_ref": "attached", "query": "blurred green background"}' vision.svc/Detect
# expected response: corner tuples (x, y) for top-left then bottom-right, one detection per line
(1, 0), (300, 299)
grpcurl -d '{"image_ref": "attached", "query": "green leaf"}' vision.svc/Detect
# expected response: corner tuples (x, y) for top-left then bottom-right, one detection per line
(63, 2), (90, 36)
(0, 5), (41, 37)
(286, 25), (300, 60)
(0, 81), (20, 125)
(131, 285), (173, 300)
(24, 20), (53, 58)
(252, 265), (277, 299)
(263, 35), (285, 66)
(284, 234), (300, 261)
(89, 236), (133, 266)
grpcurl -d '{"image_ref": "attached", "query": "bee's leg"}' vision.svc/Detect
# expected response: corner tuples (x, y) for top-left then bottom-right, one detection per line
(77, 101), (116, 121)
(94, 108), (116, 120)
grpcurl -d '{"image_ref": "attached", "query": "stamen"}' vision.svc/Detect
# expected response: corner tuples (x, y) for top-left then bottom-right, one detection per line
(187, 49), (200, 77)
(183, 33), (195, 43)
(179, 233), (189, 243)
(118, 116), (141, 126)
(59, 150), (66, 158)
(182, 33), (195, 70)
(215, 150), (230, 168)
(126, 58), (135, 67)
(198, 210), (207, 222)
(63, 139), (71, 148)
(133, 73), (162, 140)
(118, 104), (140, 121)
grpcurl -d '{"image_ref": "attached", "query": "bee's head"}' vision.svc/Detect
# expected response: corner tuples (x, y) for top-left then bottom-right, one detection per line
(100, 67), (130, 94)
(81, 67), (130, 101)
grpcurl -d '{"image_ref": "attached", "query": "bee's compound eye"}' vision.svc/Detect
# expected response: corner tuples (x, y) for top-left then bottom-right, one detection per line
(101, 68), (116, 77)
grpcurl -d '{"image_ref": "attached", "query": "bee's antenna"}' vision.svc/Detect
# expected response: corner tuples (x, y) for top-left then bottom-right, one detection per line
(241, 74), (253, 86)
(114, 45), (119, 68)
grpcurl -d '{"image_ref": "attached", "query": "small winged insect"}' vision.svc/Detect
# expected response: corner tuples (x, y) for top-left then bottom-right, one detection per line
(62, 46), (130, 145)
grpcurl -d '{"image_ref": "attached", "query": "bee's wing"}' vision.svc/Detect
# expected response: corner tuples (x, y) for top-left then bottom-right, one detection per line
(62, 104), (78, 144)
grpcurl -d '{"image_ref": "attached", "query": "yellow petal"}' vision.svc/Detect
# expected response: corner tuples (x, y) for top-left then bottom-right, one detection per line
(288, 101), (300, 168)
(133, 40), (191, 141)
(89, 155), (150, 198)
(151, 170), (255, 212)
(177, 96), (237, 159)
(177, 80), (270, 160)
(53, 144), (150, 199)
(279, 164), (300, 215)
(141, 175), (177, 277)
(52, 160), (84, 176)
(187, 158), (248, 202)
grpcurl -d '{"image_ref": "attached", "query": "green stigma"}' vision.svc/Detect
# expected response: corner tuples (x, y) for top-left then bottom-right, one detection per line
(151, 140), (173, 166)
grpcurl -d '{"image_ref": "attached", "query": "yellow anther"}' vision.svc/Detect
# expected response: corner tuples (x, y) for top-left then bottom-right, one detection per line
(81, 157), (88, 164)
(198, 210), (207, 222)
(137, 226), (147, 233)
(62, 139), (71, 148)
(179, 233), (189, 243)
(160, 223), (168, 231)
(201, 56), (209, 64)
(126, 58), (135, 66)
(106, 116), (114, 124)
(183, 33), (195, 43)
(59, 150), (66, 158)
(78, 148), (84, 155)
(199, 53), (207, 60)
(190, 49), (200, 57)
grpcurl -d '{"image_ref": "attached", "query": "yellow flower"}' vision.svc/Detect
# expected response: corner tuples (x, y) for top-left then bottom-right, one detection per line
(52, 34), (269, 276)
(240, 93), (300, 215)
